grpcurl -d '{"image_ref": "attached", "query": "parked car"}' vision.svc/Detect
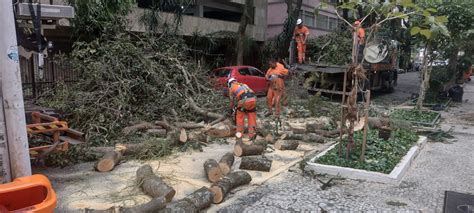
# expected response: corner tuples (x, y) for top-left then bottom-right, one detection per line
(210, 66), (268, 96)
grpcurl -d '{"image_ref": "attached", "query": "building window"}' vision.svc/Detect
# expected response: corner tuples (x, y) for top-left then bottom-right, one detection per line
(303, 11), (315, 27)
(316, 14), (329, 30)
(329, 17), (338, 30)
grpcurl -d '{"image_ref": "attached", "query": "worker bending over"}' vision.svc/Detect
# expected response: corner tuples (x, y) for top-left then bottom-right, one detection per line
(266, 59), (289, 118)
(227, 78), (257, 140)
(294, 18), (310, 64)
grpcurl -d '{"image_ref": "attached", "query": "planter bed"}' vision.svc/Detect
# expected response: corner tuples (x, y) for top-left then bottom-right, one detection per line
(305, 129), (427, 185)
(390, 108), (441, 127)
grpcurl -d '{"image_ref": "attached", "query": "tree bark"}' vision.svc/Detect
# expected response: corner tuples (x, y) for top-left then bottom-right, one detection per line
(236, 0), (253, 65)
(122, 122), (162, 135)
(233, 141), (265, 157)
(210, 171), (252, 204)
(204, 159), (224, 183)
(239, 155), (272, 172)
(276, 0), (303, 59)
(218, 152), (235, 175)
(416, 42), (432, 109)
(146, 129), (167, 137)
(305, 122), (325, 133)
(136, 165), (176, 202)
(274, 140), (299, 150)
(160, 187), (214, 213)
(280, 132), (324, 143)
(94, 144), (127, 172)
(205, 120), (236, 138)
(120, 197), (167, 213)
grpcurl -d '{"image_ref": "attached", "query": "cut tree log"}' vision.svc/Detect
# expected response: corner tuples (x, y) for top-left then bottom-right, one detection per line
(188, 98), (224, 120)
(205, 121), (236, 138)
(264, 134), (275, 144)
(233, 141), (265, 157)
(218, 152), (235, 175)
(239, 155), (272, 172)
(174, 122), (205, 130)
(210, 171), (252, 204)
(95, 144), (127, 172)
(312, 129), (340, 138)
(136, 164), (176, 202)
(146, 129), (167, 137)
(154, 120), (171, 130)
(280, 132), (325, 143)
(160, 187), (214, 212)
(90, 143), (145, 156)
(167, 128), (188, 144)
(122, 122), (162, 135)
(305, 122), (325, 133)
(204, 159), (223, 183)
(289, 126), (306, 134)
(274, 140), (299, 150)
(120, 197), (167, 213)
(188, 131), (208, 143)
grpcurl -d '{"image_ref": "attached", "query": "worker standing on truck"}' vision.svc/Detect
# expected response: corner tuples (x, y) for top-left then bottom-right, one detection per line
(227, 78), (257, 140)
(265, 59), (289, 118)
(354, 20), (365, 63)
(294, 18), (310, 64)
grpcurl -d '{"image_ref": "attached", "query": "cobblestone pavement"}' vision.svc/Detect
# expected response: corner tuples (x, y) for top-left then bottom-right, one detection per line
(217, 79), (474, 212)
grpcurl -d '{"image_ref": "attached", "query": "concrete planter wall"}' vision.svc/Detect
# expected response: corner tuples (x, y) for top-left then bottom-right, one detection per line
(305, 136), (427, 185)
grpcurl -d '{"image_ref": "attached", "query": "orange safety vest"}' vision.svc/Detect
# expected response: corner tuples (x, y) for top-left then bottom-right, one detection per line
(229, 83), (256, 112)
(294, 26), (310, 43)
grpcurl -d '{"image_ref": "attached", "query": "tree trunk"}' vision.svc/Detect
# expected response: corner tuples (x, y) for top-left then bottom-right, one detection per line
(305, 122), (325, 132)
(236, 0), (253, 65)
(94, 144), (127, 172)
(210, 171), (252, 204)
(239, 155), (272, 172)
(276, 0), (303, 59)
(233, 141), (265, 157)
(204, 159), (224, 183)
(447, 45), (459, 78)
(416, 43), (432, 109)
(136, 165), (176, 202)
(160, 187), (214, 213)
(218, 152), (235, 175)
(274, 140), (299, 150)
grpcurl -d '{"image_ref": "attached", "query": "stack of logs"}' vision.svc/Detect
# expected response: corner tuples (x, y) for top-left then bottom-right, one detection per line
(94, 118), (237, 172)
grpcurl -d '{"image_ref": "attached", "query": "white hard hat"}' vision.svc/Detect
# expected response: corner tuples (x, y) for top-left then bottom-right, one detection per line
(227, 77), (237, 88)
(297, 18), (303, 25)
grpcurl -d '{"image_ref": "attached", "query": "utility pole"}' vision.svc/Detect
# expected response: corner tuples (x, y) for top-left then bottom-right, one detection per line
(0, 1), (32, 179)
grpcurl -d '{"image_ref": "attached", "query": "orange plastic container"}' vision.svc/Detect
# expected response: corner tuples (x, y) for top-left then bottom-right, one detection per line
(0, 174), (56, 213)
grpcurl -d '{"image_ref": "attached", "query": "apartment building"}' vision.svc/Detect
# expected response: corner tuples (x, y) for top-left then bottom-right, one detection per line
(267, 0), (340, 39)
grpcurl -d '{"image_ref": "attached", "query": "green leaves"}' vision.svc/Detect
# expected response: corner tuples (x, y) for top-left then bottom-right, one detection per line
(410, 26), (421, 35)
(435, 16), (449, 23)
(400, 0), (415, 8)
(420, 29), (432, 39)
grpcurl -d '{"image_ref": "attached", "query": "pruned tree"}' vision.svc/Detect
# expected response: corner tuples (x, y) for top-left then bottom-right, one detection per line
(236, 0), (254, 65)
(274, 0), (303, 59)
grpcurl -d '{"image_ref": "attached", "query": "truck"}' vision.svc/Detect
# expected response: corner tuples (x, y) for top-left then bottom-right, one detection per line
(295, 36), (400, 96)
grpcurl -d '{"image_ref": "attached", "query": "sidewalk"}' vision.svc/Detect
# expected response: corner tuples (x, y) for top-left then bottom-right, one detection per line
(218, 83), (474, 212)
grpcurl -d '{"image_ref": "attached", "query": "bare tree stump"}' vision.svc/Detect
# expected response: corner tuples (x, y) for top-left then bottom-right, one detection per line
(204, 159), (223, 183)
(136, 165), (176, 202)
(161, 187), (214, 213)
(274, 140), (299, 150)
(95, 144), (127, 172)
(239, 156), (272, 172)
(233, 142), (265, 157)
(218, 152), (235, 175)
(210, 171), (252, 204)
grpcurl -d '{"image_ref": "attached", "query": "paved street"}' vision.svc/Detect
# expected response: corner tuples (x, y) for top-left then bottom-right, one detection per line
(217, 75), (474, 212)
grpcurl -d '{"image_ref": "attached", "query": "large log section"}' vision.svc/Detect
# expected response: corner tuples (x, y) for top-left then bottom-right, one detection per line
(136, 165), (176, 202)
(210, 171), (252, 204)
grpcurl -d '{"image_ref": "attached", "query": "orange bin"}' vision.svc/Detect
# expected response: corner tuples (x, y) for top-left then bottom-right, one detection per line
(0, 175), (56, 213)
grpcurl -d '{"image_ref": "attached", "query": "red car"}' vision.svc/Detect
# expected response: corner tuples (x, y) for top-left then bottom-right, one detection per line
(210, 66), (269, 96)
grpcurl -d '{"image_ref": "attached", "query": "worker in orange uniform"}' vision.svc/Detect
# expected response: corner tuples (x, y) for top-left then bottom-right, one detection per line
(227, 78), (257, 140)
(265, 59), (289, 118)
(354, 20), (365, 63)
(293, 18), (310, 64)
